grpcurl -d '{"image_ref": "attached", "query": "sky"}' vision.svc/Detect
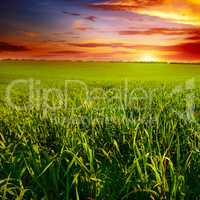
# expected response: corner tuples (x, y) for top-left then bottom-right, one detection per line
(0, 0), (200, 62)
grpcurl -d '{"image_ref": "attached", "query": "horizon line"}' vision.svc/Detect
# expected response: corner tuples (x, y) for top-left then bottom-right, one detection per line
(0, 59), (200, 65)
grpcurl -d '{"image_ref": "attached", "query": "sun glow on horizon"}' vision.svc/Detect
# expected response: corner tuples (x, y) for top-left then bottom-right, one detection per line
(139, 54), (158, 62)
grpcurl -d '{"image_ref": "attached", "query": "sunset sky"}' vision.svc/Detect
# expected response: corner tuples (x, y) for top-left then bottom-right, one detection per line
(0, 0), (200, 62)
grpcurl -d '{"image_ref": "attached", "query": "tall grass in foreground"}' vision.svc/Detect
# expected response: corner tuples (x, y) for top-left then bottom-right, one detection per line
(1, 82), (200, 199)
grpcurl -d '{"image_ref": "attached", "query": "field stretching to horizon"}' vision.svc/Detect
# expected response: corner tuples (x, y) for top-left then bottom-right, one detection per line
(1, 61), (200, 200)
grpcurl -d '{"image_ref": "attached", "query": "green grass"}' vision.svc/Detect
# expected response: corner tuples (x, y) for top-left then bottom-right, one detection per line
(1, 61), (200, 199)
(1, 61), (200, 82)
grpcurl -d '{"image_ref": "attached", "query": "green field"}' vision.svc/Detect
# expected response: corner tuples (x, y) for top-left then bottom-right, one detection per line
(1, 61), (200, 200)
(1, 61), (200, 82)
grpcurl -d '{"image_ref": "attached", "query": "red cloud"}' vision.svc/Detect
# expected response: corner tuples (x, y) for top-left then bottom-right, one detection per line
(0, 42), (30, 52)
(165, 42), (200, 56)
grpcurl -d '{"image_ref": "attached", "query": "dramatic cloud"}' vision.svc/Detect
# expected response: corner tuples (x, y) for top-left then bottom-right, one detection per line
(0, 0), (199, 61)
(91, 0), (200, 25)
(0, 42), (29, 52)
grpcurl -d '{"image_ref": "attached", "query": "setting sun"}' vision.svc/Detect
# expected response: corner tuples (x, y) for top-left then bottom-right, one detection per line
(140, 54), (157, 62)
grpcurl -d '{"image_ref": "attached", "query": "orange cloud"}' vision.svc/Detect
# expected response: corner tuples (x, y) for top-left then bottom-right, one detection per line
(118, 27), (200, 41)
(91, 0), (200, 25)
(118, 27), (188, 36)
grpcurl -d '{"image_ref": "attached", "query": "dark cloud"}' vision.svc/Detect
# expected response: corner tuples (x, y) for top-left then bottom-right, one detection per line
(84, 16), (97, 22)
(0, 42), (30, 52)
(63, 11), (81, 16)
(63, 10), (97, 22)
